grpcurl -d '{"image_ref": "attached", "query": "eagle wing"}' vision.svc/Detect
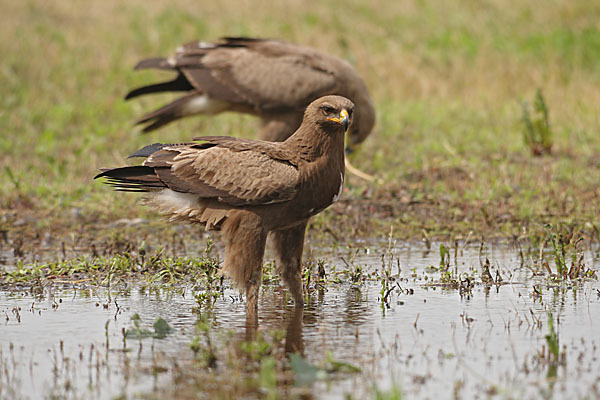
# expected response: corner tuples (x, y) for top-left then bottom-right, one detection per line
(142, 139), (300, 206)
(174, 38), (340, 111)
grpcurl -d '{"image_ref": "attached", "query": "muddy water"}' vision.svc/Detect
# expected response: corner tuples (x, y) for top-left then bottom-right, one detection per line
(1, 243), (599, 399)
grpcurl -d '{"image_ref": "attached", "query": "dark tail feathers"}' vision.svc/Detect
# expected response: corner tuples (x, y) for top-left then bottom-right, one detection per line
(132, 93), (200, 133)
(94, 166), (165, 192)
(125, 73), (193, 100)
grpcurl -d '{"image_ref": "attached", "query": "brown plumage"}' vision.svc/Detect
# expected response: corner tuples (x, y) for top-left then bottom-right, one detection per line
(96, 95), (354, 312)
(125, 37), (374, 151)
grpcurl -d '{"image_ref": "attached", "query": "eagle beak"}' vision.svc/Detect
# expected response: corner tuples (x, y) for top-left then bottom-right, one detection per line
(328, 109), (350, 132)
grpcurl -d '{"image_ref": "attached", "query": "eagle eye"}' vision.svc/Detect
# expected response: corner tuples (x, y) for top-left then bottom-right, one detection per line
(321, 105), (336, 115)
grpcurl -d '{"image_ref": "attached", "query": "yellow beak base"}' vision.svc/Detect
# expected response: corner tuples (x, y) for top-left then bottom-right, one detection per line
(327, 109), (350, 131)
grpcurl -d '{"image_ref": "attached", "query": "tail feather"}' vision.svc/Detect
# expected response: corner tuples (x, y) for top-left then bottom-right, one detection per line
(94, 166), (165, 192)
(127, 143), (171, 159)
(139, 114), (178, 133)
(125, 73), (193, 100)
(133, 93), (201, 133)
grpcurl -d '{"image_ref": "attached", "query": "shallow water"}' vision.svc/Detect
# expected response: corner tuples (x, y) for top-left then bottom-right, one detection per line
(1, 242), (599, 399)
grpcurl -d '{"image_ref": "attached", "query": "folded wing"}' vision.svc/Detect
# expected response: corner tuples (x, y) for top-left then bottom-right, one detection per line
(95, 139), (300, 207)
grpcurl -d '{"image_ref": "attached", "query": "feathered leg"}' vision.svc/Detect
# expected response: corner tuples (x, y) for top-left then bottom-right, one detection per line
(270, 220), (308, 307)
(221, 211), (267, 315)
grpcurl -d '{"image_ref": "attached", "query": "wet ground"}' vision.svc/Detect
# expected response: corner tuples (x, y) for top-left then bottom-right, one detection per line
(1, 241), (599, 399)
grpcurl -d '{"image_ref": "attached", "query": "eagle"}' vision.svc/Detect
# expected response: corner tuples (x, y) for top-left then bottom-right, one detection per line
(125, 37), (374, 153)
(96, 95), (354, 313)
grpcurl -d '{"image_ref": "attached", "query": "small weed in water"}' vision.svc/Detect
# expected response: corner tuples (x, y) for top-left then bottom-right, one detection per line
(543, 224), (597, 281)
(535, 312), (566, 380)
(258, 356), (278, 400)
(239, 331), (275, 361)
(373, 384), (403, 400)
(290, 352), (360, 386)
(124, 314), (172, 339)
(189, 313), (217, 368)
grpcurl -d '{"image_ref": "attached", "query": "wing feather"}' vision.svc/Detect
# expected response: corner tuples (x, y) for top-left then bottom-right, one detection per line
(144, 142), (299, 206)
(171, 39), (340, 111)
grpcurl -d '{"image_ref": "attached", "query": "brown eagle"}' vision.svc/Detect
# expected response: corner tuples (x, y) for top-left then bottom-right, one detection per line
(125, 37), (374, 152)
(96, 95), (354, 312)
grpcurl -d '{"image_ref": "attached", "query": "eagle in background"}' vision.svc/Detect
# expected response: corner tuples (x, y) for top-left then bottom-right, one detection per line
(125, 37), (375, 154)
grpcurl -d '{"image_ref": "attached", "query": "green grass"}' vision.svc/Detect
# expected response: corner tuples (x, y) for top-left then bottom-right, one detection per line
(2, 0), (600, 243)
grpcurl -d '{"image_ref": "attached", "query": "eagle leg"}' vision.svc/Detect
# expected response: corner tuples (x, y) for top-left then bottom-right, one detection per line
(221, 211), (267, 315)
(270, 220), (308, 307)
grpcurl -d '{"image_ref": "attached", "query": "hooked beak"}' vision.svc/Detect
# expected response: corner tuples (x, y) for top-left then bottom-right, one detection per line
(327, 109), (350, 132)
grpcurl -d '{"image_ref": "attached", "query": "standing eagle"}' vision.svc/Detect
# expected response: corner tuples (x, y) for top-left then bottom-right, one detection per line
(96, 96), (354, 313)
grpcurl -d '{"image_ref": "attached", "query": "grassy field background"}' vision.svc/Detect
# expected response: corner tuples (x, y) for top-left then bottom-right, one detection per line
(2, 0), (600, 243)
